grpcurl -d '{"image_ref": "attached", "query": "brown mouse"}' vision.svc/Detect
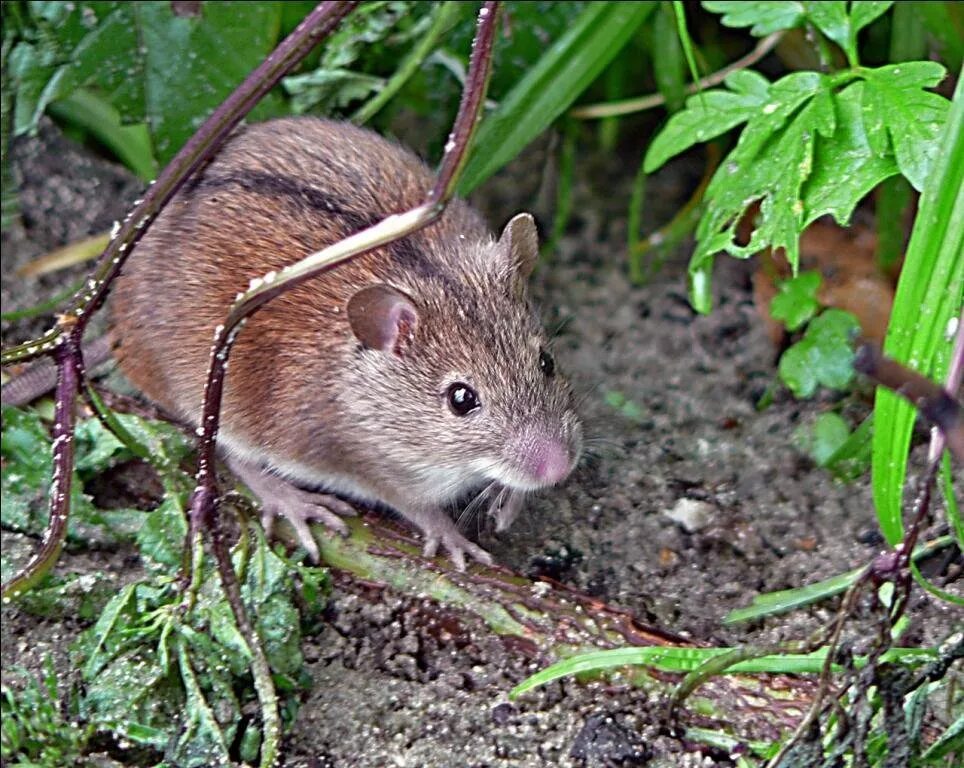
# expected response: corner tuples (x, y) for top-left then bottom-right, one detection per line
(109, 116), (583, 568)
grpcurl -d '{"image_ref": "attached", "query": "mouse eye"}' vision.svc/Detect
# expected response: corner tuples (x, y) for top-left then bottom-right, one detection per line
(539, 349), (555, 378)
(446, 382), (480, 416)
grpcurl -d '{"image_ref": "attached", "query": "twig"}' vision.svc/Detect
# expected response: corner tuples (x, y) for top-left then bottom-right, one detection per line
(570, 32), (782, 120)
(854, 329), (964, 463)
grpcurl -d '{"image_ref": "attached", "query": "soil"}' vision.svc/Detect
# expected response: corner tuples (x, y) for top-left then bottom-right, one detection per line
(1, 119), (959, 768)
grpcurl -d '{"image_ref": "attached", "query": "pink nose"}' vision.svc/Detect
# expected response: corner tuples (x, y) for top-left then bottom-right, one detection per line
(532, 439), (572, 485)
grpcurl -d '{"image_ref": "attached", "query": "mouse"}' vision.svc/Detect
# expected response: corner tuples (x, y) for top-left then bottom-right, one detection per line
(106, 116), (583, 569)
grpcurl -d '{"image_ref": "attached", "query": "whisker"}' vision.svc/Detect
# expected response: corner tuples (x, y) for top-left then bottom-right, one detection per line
(457, 481), (499, 531)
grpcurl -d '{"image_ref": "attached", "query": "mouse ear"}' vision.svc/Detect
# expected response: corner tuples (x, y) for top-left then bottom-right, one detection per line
(347, 284), (419, 355)
(496, 213), (539, 295)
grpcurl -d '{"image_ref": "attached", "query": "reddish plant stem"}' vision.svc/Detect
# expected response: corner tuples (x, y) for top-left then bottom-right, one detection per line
(1, 1), (358, 600)
(2, 334), (81, 599)
(855, 339), (964, 462)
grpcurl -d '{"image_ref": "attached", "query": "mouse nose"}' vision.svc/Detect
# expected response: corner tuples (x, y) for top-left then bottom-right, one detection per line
(512, 430), (574, 487)
(533, 438), (572, 485)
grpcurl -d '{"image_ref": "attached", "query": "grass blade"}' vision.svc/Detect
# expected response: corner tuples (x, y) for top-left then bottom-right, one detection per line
(458, 2), (656, 194)
(872, 72), (964, 544)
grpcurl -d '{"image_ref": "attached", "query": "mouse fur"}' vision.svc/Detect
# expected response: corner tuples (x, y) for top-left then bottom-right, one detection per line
(110, 116), (583, 567)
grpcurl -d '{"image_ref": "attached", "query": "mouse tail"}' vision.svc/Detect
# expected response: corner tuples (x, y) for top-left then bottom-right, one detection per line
(1, 333), (114, 407)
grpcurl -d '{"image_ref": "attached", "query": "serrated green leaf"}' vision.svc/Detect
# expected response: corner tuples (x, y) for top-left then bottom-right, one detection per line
(701, 1), (805, 36)
(644, 76), (769, 172)
(803, 1), (850, 53)
(732, 71), (825, 163)
(861, 62), (949, 190)
(459, 2), (656, 193)
(770, 271), (821, 331)
(850, 1), (895, 36)
(689, 74), (829, 281)
(778, 309), (861, 397)
(803, 82), (898, 226)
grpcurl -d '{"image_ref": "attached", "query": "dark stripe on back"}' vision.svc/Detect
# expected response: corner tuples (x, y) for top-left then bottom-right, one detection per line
(198, 170), (473, 306)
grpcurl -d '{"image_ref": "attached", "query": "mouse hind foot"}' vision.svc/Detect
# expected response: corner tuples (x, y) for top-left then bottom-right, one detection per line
(226, 456), (356, 562)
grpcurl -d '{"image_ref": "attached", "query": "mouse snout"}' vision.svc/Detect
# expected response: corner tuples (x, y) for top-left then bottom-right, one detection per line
(508, 426), (578, 488)
(533, 438), (572, 485)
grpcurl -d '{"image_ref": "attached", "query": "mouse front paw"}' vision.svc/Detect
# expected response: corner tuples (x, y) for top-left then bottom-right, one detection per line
(420, 523), (493, 571)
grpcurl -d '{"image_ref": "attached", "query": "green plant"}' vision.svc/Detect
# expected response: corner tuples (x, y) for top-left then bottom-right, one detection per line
(1, 404), (330, 766)
(1, 658), (92, 767)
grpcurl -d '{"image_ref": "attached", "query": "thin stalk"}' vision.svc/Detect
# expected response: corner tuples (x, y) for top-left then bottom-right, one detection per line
(351, 1), (463, 125)
(0, 335), (80, 600)
(570, 32), (781, 120)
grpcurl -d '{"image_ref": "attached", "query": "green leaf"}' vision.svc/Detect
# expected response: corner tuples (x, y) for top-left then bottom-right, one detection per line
(8, 1), (285, 167)
(459, 2), (656, 194)
(47, 89), (156, 181)
(872, 75), (964, 544)
(849, 1), (895, 37)
(770, 271), (821, 331)
(726, 566), (864, 623)
(802, 81), (899, 226)
(803, 1), (850, 54)
(701, 1), (805, 36)
(822, 413), (874, 481)
(82, 583), (139, 679)
(1, 405), (143, 547)
(794, 411), (852, 466)
(511, 644), (935, 698)
(131, 2), (283, 164)
(644, 69), (770, 172)
(688, 72), (828, 282)
(651, 3), (686, 113)
(136, 496), (188, 568)
(861, 62), (949, 191)
(282, 1), (414, 115)
(778, 309), (861, 398)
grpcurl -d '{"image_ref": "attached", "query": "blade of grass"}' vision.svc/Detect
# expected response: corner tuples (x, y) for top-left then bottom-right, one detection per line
(872, 73), (964, 544)
(458, 1), (656, 194)
(510, 645), (935, 698)
(0, 281), (83, 322)
(724, 535), (956, 623)
(671, 1), (703, 101)
(16, 231), (110, 278)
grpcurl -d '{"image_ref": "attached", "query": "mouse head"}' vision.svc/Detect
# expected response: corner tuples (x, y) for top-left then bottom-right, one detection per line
(344, 212), (582, 507)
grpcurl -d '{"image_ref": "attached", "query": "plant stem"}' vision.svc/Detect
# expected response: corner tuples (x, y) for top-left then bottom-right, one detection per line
(570, 33), (780, 120)
(351, 1), (463, 125)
